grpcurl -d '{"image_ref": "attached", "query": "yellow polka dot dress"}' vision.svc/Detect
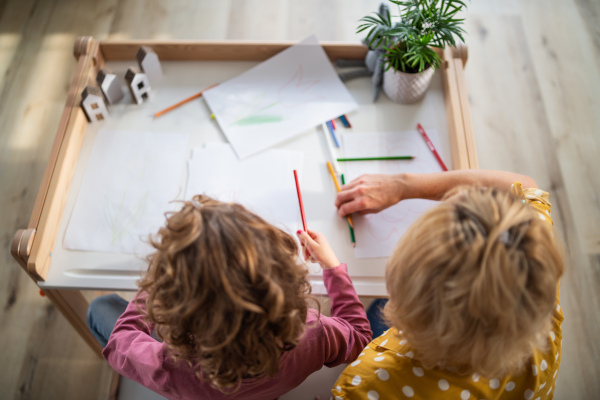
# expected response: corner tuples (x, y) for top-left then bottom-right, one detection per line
(332, 184), (563, 400)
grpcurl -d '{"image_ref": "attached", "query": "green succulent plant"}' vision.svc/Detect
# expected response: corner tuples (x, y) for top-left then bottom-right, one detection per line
(358, 0), (468, 74)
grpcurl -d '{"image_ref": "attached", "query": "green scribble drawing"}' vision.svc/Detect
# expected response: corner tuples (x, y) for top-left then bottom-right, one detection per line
(103, 189), (149, 245)
(233, 114), (283, 126)
(230, 101), (283, 127)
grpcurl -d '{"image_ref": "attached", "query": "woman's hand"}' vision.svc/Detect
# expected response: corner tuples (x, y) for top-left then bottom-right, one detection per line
(334, 174), (404, 217)
(296, 230), (340, 270)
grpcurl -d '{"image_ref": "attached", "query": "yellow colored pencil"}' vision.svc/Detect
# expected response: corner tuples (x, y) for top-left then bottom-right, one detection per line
(326, 161), (354, 228)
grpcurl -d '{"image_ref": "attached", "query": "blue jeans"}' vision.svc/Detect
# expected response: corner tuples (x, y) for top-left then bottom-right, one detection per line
(367, 298), (390, 339)
(87, 294), (129, 348)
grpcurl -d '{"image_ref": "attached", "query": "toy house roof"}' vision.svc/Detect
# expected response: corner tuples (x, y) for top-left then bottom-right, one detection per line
(82, 86), (103, 100)
(125, 67), (142, 84)
(136, 46), (157, 64)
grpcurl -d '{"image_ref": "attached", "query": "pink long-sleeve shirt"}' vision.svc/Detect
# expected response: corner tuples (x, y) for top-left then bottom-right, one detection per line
(103, 264), (372, 399)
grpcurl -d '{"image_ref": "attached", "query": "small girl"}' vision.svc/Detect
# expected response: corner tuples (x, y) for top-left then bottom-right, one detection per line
(332, 170), (563, 400)
(87, 195), (371, 399)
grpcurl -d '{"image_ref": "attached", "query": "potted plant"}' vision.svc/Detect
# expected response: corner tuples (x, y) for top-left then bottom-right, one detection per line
(358, 0), (468, 104)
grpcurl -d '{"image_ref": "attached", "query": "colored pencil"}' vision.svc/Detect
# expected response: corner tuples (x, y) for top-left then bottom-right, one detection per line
(341, 174), (356, 247)
(326, 161), (354, 228)
(339, 114), (352, 128)
(322, 123), (341, 174)
(326, 120), (340, 148)
(293, 170), (308, 231)
(330, 119), (337, 130)
(337, 156), (414, 161)
(417, 123), (448, 171)
(154, 83), (218, 118)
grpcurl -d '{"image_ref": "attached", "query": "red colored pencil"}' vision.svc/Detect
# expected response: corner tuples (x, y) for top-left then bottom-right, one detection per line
(417, 123), (448, 171)
(330, 119), (336, 130)
(293, 170), (308, 231)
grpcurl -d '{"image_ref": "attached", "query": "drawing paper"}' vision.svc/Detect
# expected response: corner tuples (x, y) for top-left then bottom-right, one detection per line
(343, 130), (444, 258)
(202, 35), (358, 159)
(64, 130), (189, 254)
(186, 143), (303, 232)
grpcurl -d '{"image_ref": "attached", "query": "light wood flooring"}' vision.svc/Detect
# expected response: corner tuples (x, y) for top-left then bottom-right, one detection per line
(1, 0), (598, 398)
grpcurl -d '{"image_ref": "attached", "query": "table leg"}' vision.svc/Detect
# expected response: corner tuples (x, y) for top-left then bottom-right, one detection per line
(43, 288), (103, 357)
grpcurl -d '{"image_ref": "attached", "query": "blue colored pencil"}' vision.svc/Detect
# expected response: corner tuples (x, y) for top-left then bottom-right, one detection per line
(326, 120), (340, 148)
(339, 115), (352, 128)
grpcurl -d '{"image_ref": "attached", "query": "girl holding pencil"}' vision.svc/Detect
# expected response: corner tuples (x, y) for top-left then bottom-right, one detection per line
(332, 169), (564, 399)
(87, 195), (371, 399)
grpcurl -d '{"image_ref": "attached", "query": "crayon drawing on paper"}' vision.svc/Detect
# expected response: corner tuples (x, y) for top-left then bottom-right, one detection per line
(203, 35), (358, 159)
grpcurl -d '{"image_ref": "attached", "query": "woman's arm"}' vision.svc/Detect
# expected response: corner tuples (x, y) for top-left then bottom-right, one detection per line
(335, 169), (537, 217)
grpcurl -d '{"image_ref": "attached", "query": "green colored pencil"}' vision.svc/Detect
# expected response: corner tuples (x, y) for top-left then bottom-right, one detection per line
(341, 174), (356, 247)
(337, 156), (414, 161)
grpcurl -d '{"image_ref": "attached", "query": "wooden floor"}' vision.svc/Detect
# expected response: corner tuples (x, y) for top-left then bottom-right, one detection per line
(1, 0), (598, 398)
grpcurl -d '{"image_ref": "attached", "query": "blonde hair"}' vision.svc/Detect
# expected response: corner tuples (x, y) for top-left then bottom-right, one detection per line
(384, 186), (563, 377)
(138, 195), (316, 391)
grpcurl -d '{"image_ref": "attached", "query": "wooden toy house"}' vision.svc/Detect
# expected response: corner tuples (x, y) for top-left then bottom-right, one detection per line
(81, 86), (109, 122)
(124, 67), (151, 104)
(136, 46), (163, 83)
(96, 69), (124, 104)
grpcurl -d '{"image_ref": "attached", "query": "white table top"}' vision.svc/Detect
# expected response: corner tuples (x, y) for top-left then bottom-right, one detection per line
(41, 59), (451, 296)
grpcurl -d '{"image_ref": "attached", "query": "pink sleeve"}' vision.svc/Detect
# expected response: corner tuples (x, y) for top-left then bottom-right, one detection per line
(102, 292), (173, 393)
(319, 264), (372, 367)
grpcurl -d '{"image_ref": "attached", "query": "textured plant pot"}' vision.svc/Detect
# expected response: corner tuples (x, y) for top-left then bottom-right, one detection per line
(382, 66), (435, 104)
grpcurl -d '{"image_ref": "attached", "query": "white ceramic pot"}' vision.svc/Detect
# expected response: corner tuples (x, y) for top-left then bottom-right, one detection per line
(382, 66), (435, 104)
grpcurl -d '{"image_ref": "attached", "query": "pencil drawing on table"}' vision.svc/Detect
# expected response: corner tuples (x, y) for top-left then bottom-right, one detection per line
(64, 130), (189, 255)
(343, 130), (444, 259)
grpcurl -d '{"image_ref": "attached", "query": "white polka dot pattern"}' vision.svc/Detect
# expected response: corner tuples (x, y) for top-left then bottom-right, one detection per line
(380, 339), (388, 346)
(402, 386), (415, 397)
(540, 360), (548, 371)
(376, 369), (389, 381)
(489, 379), (500, 389)
(472, 373), (480, 382)
(524, 389), (534, 399)
(438, 379), (449, 391)
(374, 356), (385, 362)
(532, 365), (538, 376)
(351, 360), (361, 367)
(412, 367), (424, 377)
(399, 339), (407, 345)
(506, 381), (515, 391)
(461, 389), (470, 399)
(335, 386), (341, 392)
(351, 375), (361, 386)
(367, 390), (379, 400)
(405, 351), (414, 358)
(549, 331), (555, 341)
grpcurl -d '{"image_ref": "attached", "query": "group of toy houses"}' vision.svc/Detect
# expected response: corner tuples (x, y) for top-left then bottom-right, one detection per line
(81, 46), (163, 122)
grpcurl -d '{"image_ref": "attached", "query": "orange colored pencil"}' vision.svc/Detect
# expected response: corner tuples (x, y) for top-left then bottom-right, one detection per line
(326, 161), (354, 228)
(154, 83), (218, 118)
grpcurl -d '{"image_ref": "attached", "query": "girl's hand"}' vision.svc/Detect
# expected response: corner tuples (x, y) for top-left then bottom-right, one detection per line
(296, 229), (340, 270)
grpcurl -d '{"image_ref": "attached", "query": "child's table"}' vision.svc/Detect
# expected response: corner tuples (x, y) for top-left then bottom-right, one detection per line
(10, 37), (477, 355)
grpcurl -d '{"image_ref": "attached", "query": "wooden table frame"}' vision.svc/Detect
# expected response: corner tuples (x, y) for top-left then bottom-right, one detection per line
(10, 36), (477, 355)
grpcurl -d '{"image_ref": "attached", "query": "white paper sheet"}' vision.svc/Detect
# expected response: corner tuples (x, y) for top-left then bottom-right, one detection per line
(64, 130), (189, 254)
(343, 130), (444, 258)
(202, 35), (358, 159)
(186, 143), (304, 233)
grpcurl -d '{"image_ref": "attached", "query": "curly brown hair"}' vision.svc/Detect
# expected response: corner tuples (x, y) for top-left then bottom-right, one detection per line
(138, 195), (315, 391)
(384, 186), (563, 378)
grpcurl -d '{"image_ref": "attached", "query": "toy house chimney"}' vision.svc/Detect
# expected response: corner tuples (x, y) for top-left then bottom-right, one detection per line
(125, 67), (151, 104)
(81, 86), (109, 122)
